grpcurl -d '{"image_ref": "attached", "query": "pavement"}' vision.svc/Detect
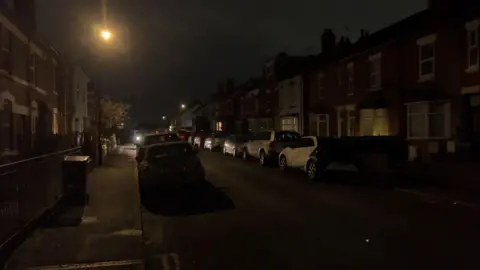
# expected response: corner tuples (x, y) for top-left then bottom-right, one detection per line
(4, 145), (480, 270)
(4, 146), (145, 270)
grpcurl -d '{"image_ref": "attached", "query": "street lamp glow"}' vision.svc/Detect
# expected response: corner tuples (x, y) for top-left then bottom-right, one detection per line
(162, 116), (166, 120)
(180, 104), (186, 109)
(101, 29), (112, 41)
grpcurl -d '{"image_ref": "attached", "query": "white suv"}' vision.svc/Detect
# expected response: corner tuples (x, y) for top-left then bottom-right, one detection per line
(241, 130), (300, 166)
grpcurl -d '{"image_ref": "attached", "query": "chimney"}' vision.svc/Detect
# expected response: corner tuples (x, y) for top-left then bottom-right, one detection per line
(321, 29), (336, 54)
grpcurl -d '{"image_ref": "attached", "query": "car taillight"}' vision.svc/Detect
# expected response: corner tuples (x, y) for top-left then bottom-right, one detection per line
(269, 141), (276, 149)
(139, 161), (150, 171)
(180, 135), (186, 140)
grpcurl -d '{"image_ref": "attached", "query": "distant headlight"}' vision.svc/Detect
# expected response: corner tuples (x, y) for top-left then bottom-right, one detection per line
(135, 136), (142, 142)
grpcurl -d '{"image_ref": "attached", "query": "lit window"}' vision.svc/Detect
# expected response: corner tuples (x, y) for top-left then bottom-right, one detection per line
(360, 109), (389, 136)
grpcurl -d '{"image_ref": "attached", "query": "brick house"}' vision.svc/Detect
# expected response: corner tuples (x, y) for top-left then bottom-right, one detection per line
(0, 1), (72, 161)
(308, 0), (480, 162)
(234, 77), (276, 134)
(268, 53), (315, 135)
(213, 79), (236, 133)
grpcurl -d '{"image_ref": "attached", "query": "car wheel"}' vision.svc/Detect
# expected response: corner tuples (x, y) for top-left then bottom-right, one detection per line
(307, 161), (318, 181)
(259, 150), (267, 166)
(279, 155), (287, 171)
(242, 148), (248, 161)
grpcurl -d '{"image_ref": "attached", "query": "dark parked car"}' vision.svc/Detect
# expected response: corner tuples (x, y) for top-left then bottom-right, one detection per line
(135, 132), (181, 158)
(305, 136), (408, 184)
(136, 142), (205, 193)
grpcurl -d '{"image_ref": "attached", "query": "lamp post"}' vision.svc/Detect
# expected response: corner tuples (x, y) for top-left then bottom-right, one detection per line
(96, 28), (114, 166)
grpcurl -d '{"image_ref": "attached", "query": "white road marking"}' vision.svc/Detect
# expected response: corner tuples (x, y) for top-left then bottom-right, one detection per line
(27, 259), (144, 269)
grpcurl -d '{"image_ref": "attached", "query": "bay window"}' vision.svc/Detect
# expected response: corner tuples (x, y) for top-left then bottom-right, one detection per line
(360, 109), (389, 136)
(407, 101), (450, 139)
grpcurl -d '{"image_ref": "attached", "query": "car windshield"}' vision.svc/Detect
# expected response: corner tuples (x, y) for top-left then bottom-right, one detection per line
(144, 133), (180, 145)
(147, 143), (193, 159)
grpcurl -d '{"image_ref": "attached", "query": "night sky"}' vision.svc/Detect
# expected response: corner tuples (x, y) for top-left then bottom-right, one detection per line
(36, 0), (426, 125)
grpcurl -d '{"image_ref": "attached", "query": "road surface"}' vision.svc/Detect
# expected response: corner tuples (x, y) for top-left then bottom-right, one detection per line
(139, 149), (480, 270)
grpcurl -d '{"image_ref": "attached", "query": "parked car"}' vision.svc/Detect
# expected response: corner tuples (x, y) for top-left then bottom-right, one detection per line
(177, 130), (191, 142)
(305, 136), (408, 183)
(135, 132), (181, 159)
(193, 131), (209, 149)
(136, 141), (205, 193)
(278, 136), (330, 171)
(204, 132), (228, 151)
(223, 134), (253, 157)
(242, 130), (301, 166)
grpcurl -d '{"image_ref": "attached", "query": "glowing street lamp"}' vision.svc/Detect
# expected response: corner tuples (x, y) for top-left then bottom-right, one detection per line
(162, 116), (166, 120)
(100, 29), (112, 41)
(180, 104), (186, 109)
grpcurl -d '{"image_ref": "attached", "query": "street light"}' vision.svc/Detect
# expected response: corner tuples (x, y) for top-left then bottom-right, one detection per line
(100, 29), (112, 41)
(180, 104), (186, 109)
(162, 116), (166, 120)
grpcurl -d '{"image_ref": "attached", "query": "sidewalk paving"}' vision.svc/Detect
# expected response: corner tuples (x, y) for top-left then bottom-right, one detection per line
(4, 152), (145, 270)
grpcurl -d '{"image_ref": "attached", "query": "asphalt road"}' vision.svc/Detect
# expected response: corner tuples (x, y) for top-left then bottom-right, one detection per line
(139, 149), (480, 270)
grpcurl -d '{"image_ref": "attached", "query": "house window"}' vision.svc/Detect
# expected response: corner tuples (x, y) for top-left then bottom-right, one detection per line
(360, 109), (389, 136)
(3, 99), (14, 150)
(417, 34), (436, 82)
(52, 109), (59, 134)
(310, 114), (329, 137)
(52, 63), (57, 93)
(317, 73), (325, 98)
(347, 109), (355, 136)
(215, 121), (223, 131)
(466, 20), (479, 72)
(281, 117), (298, 132)
(30, 54), (36, 85)
(407, 101), (450, 139)
(31, 101), (38, 135)
(347, 63), (354, 95)
(1, 25), (11, 71)
(369, 53), (381, 90)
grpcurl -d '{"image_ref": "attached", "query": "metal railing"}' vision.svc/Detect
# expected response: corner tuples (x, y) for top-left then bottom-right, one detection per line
(0, 147), (82, 250)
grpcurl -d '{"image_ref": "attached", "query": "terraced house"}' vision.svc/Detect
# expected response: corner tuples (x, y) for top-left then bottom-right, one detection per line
(307, 0), (480, 162)
(0, 0), (71, 161)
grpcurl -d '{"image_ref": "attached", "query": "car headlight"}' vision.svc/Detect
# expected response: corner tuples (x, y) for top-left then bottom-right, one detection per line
(135, 136), (142, 142)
